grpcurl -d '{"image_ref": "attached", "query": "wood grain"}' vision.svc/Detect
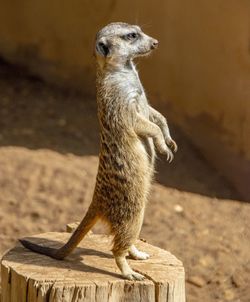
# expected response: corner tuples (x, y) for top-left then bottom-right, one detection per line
(1, 232), (185, 301)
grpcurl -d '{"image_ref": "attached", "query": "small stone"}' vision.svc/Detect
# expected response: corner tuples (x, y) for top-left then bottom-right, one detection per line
(223, 289), (235, 301)
(199, 255), (214, 267)
(66, 222), (80, 233)
(231, 272), (244, 288)
(8, 200), (17, 206)
(187, 275), (207, 287)
(30, 211), (40, 219)
(202, 229), (209, 235)
(174, 204), (183, 213)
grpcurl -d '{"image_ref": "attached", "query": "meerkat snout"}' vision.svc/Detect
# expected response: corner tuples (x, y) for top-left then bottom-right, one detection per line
(151, 39), (159, 49)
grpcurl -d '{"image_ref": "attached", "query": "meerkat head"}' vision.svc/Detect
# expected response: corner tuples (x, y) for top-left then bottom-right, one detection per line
(95, 22), (158, 69)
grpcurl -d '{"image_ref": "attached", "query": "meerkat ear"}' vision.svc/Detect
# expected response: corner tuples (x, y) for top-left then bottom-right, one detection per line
(96, 38), (111, 57)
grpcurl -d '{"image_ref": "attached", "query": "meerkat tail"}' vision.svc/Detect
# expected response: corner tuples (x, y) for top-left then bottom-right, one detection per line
(19, 207), (98, 260)
(19, 239), (62, 259)
(54, 208), (98, 259)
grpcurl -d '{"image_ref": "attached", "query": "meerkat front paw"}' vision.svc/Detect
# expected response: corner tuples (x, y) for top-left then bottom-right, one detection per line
(154, 141), (173, 162)
(158, 145), (174, 163)
(124, 271), (145, 281)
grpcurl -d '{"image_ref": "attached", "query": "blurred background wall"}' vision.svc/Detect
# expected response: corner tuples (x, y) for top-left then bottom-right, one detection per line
(0, 0), (249, 200)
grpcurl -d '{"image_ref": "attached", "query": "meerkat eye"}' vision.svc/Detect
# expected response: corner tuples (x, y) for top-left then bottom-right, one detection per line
(123, 32), (139, 41)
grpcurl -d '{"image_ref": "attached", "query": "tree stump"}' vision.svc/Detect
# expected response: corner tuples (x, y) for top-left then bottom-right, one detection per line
(1, 230), (185, 302)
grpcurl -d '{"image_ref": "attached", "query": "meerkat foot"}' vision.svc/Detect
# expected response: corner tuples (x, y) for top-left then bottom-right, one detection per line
(129, 245), (150, 260)
(124, 270), (145, 281)
(114, 254), (145, 281)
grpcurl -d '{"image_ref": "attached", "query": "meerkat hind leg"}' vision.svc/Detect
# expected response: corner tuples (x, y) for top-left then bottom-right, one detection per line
(129, 245), (150, 260)
(114, 252), (145, 280)
(112, 228), (145, 280)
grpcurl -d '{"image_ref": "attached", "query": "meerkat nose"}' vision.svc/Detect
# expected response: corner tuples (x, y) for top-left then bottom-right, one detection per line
(151, 39), (159, 49)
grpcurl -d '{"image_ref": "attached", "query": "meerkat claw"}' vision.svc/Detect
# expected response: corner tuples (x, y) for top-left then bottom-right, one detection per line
(166, 149), (174, 163)
(170, 140), (178, 153)
(166, 138), (178, 153)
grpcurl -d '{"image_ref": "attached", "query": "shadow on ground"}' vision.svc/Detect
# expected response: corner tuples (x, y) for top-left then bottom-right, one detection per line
(0, 58), (240, 200)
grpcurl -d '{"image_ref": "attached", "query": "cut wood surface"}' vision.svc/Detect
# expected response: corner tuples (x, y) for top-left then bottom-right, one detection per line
(1, 231), (185, 302)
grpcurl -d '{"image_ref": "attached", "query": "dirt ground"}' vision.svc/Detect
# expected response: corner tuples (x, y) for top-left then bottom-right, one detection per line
(0, 59), (249, 302)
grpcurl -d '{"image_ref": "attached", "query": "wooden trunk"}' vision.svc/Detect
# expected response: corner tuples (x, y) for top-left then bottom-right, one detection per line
(1, 230), (185, 302)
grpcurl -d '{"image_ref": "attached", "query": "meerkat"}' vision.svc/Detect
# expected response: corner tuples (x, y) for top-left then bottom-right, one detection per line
(20, 22), (177, 281)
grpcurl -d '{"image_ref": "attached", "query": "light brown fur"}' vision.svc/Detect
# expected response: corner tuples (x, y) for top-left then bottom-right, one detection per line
(20, 22), (177, 281)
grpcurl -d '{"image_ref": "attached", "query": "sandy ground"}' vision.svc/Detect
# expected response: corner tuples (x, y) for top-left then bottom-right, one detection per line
(0, 60), (249, 301)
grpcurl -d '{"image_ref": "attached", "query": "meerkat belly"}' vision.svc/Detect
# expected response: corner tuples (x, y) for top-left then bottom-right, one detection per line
(135, 137), (155, 166)
(96, 139), (153, 214)
(144, 138), (155, 165)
